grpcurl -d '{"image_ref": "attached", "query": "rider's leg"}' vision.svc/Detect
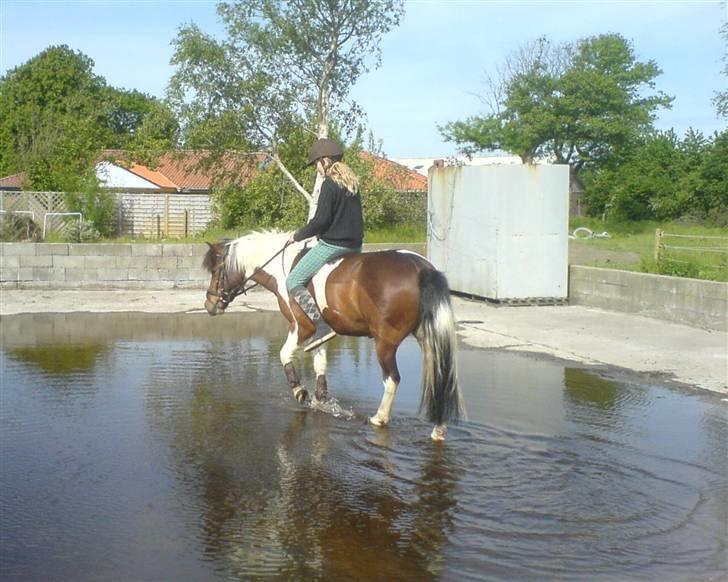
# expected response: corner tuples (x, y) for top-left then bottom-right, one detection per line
(285, 241), (355, 352)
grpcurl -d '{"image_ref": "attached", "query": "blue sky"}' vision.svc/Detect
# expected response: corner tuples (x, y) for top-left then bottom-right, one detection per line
(1, 0), (726, 158)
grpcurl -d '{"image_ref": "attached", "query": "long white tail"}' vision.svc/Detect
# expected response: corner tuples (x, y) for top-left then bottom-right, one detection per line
(417, 269), (464, 426)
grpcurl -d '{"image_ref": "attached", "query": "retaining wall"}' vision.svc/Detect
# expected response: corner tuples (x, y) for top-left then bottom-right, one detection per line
(569, 265), (727, 332)
(0, 242), (428, 290)
(0, 242), (209, 289)
(3, 244), (725, 331)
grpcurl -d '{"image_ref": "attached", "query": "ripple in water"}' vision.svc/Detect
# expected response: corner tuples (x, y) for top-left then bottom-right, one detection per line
(0, 313), (726, 581)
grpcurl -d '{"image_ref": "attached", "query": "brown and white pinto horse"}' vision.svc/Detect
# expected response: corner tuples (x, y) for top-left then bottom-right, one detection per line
(202, 230), (463, 440)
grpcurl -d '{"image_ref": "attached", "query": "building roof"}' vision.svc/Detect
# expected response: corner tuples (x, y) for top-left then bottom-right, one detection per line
(0, 150), (428, 193)
(364, 153), (427, 192)
(0, 173), (25, 190)
(101, 150), (262, 192)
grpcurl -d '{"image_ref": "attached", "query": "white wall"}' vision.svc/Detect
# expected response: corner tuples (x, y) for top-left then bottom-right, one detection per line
(428, 164), (569, 301)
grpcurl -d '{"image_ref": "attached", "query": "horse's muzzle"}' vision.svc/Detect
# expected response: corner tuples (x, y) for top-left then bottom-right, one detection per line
(204, 298), (225, 316)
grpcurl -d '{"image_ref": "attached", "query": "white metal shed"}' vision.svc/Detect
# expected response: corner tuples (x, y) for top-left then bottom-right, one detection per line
(427, 164), (569, 302)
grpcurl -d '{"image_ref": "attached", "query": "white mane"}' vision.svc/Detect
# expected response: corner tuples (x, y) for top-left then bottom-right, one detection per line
(226, 229), (292, 274)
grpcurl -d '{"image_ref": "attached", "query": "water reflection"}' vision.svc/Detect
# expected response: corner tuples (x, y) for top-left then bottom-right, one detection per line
(1, 313), (726, 581)
(563, 367), (619, 409)
(6, 344), (106, 375)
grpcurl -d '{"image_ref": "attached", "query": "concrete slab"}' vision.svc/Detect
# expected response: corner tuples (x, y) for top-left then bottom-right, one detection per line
(0, 288), (725, 395)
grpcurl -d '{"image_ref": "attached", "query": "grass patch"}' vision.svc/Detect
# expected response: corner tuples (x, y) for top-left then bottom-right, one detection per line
(569, 218), (728, 282)
(365, 223), (426, 243)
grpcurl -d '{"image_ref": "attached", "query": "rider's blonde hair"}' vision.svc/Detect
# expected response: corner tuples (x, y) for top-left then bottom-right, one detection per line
(322, 159), (359, 194)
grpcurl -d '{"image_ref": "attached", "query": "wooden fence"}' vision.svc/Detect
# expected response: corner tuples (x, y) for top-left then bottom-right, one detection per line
(0, 191), (213, 239)
(654, 229), (728, 262)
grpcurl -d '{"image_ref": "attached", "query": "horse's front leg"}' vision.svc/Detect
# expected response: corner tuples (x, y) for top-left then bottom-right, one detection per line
(312, 347), (328, 401)
(370, 340), (400, 427)
(280, 329), (307, 403)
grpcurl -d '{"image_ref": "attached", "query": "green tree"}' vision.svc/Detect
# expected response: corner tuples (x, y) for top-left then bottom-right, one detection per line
(583, 129), (726, 222)
(696, 130), (728, 225)
(440, 34), (673, 174)
(0, 45), (170, 189)
(168, 0), (404, 212)
(0, 45), (109, 186)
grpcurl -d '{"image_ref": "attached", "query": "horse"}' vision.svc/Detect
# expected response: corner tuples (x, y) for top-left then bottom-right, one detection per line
(202, 230), (463, 441)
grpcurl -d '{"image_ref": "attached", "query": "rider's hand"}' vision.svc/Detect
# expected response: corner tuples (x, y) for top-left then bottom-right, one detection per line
(287, 233), (296, 245)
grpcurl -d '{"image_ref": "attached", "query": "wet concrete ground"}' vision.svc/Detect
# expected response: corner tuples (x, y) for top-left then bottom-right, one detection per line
(1, 287), (725, 395)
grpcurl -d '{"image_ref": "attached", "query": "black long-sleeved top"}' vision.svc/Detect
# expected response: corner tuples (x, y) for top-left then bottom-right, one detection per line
(293, 178), (363, 248)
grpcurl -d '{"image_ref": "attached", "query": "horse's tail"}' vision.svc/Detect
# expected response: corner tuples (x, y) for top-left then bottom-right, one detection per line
(417, 269), (464, 426)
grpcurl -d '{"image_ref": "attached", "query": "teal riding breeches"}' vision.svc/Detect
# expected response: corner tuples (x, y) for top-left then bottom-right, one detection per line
(286, 240), (359, 291)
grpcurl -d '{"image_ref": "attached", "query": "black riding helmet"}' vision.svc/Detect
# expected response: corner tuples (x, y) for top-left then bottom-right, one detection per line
(307, 138), (344, 166)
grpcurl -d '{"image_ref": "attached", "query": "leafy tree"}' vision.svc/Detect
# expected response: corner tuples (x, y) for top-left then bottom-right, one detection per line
(584, 129), (726, 223)
(213, 124), (403, 231)
(0, 45), (109, 185)
(696, 130), (728, 225)
(0, 45), (171, 190)
(440, 34), (673, 175)
(168, 0), (404, 212)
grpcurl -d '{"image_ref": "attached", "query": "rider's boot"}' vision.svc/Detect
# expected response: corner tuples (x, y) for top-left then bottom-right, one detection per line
(291, 286), (336, 352)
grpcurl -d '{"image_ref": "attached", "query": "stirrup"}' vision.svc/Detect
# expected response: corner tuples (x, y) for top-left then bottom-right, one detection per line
(303, 329), (337, 352)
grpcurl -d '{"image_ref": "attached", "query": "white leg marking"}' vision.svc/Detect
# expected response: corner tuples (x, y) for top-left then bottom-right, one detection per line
(431, 424), (447, 441)
(370, 376), (398, 426)
(313, 349), (327, 377)
(280, 329), (300, 365)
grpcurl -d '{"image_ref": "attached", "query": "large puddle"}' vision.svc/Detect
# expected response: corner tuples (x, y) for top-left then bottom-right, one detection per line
(1, 312), (726, 580)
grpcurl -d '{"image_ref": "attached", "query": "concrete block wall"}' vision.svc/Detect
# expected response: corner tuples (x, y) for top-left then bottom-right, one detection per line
(0, 242), (427, 290)
(569, 265), (728, 332)
(1, 242), (210, 289)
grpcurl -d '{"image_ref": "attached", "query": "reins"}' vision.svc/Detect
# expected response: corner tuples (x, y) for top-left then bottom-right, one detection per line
(208, 240), (291, 308)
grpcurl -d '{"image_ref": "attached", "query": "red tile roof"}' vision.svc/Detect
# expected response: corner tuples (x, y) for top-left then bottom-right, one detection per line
(0, 173), (25, 190)
(0, 150), (428, 193)
(102, 150), (263, 192)
(364, 153), (427, 192)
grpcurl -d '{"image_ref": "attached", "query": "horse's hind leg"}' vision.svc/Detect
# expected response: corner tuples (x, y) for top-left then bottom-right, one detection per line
(369, 340), (400, 427)
(280, 329), (307, 403)
(313, 348), (328, 401)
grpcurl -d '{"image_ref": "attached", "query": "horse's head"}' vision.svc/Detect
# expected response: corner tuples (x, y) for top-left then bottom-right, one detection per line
(202, 241), (245, 316)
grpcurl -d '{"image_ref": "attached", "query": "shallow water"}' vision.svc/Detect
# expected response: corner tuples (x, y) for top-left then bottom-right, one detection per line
(1, 312), (726, 581)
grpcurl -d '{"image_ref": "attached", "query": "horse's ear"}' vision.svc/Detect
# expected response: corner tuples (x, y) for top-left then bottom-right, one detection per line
(206, 242), (214, 249)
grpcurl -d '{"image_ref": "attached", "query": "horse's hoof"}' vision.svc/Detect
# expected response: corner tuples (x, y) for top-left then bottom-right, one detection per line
(431, 425), (447, 441)
(293, 386), (308, 404)
(314, 391), (328, 402)
(369, 415), (388, 427)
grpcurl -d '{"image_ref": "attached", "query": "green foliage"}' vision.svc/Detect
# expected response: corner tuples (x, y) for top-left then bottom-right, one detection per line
(440, 34), (672, 174)
(168, 0), (404, 214)
(0, 45), (175, 189)
(65, 219), (102, 242)
(584, 129), (727, 223)
(63, 174), (117, 237)
(0, 212), (41, 242)
(214, 168), (309, 231)
(569, 218), (728, 282)
(170, 0), (403, 147)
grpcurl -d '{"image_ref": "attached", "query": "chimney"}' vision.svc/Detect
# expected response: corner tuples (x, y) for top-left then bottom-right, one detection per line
(433, 159), (445, 168)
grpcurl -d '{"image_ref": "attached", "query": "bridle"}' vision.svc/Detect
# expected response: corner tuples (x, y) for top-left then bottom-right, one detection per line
(206, 241), (290, 311)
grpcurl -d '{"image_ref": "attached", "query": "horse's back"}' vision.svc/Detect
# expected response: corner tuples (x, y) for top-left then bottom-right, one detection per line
(323, 250), (431, 337)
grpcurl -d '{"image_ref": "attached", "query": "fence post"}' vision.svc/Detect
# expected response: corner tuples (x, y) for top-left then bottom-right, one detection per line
(654, 228), (663, 262)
